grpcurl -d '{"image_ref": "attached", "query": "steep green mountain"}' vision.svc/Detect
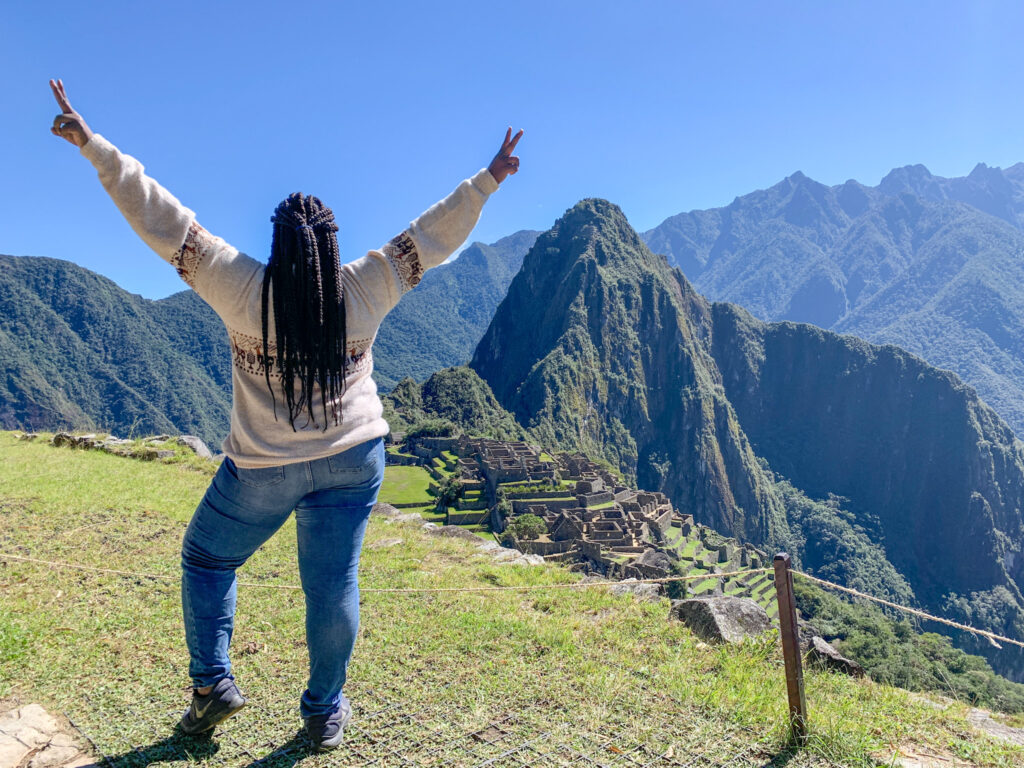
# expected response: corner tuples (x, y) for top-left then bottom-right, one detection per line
(372, 230), (539, 390)
(472, 201), (1024, 679)
(382, 366), (527, 441)
(641, 166), (1024, 436)
(471, 200), (792, 549)
(0, 255), (230, 446)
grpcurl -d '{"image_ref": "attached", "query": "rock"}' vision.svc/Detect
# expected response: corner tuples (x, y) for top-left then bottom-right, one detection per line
(176, 435), (213, 458)
(609, 578), (664, 602)
(428, 525), (482, 543)
(17, 433), (38, 441)
(367, 537), (403, 550)
(155, 450), (175, 459)
(0, 704), (58, 747)
(394, 513), (424, 523)
(580, 574), (608, 584)
(421, 522), (439, 530)
(635, 549), (674, 572)
(489, 548), (521, 563)
(372, 503), (402, 518)
(806, 636), (865, 677)
(29, 743), (81, 768)
(51, 432), (74, 447)
(476, 541), (502, 552)
(522, 554), (545, 565)
(966, 707), (1024, 747)
(669, 596), (772, 644)
(145, 435), (171, 443)
(0, 734), (31, 768)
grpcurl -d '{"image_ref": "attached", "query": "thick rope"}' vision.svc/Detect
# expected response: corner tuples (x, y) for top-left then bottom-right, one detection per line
(0, 552), (767, 593)
(7, 549), (1021, 650)
(791, 570), (1024, 650)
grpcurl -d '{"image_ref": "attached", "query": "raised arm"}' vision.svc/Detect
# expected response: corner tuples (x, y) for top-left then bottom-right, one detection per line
(342, 128), (524, 322)
(49, 79), (262, 322)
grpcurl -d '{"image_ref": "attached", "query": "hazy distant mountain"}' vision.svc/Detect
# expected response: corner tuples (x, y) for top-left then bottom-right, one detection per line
(473, 199), (1024, 679)
(642, 164), (1024, 435)
(372, 230), (539, 390)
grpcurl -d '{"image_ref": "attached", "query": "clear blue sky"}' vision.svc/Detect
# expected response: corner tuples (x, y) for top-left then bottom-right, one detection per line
(3, 1), (1023, 298)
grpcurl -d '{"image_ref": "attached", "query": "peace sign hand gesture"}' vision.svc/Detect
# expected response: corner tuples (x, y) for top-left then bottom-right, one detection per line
(49, 79), (93, 148)
(487, 128), (524, 185)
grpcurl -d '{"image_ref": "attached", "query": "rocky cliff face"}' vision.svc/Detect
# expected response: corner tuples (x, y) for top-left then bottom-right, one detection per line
(709, 304), (1024, 676)
(641, 166), (1024, 437)
(471, 200), (791, 549)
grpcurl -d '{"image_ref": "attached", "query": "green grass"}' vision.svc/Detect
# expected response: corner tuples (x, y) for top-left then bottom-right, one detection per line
(1, 431), (1022, 766)
(379, 464), (435, 506)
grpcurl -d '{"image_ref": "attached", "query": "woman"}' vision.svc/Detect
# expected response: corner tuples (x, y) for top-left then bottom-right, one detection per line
(49, 79), (522, 751)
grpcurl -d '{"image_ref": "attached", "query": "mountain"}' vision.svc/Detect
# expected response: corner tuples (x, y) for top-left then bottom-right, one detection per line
(472, 200), (1024, 679)
(472, 199), (792, 549)
(0, 255), (230, 447)
(382, 366), (527, 441)
(372, 230), (539, 390)
(641, 165), (1024, 436)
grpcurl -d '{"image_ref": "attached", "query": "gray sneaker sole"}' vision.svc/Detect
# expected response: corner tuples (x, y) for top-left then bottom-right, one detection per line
(178, 698), (246, 735)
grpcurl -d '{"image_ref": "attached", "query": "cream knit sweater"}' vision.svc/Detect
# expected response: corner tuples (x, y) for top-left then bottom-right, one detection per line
(81, 134), (499, 467)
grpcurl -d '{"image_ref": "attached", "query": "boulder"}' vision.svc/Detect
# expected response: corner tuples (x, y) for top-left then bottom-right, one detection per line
(372, 502), (402, 518)
(670, 596), (772, 644)
(176, 435), (213, 458)
(635, 549), (674, 571)
(609, 577), (664, 602)
(428, 525), (482, 543)
(806, 636), (865, 678)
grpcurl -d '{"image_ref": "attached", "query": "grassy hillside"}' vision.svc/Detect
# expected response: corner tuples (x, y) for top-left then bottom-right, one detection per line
(1, 432), (1022, 766)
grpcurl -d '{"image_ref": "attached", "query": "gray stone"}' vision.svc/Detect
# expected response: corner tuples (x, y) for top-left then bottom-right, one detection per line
(30, 743), (82, 768)
(18, 433), (38, 441)
(635, 549), (673, 572)
(0, 734), (31, 768)
(51, 432), (74, 447)
(367, 538), (403, 550)
(176, 435), (213, 458)
(372, 503), (402, 518)
(609, 578), (664, 602)
(670, 596), (772, 644)
(421, 522), (439, 530)
(966, 707), (1024, 747)
(394, 513), (424, 523)
(429, 525), (482, 543)
(806, 636), (865, 678)
(155, 450), (175, 459)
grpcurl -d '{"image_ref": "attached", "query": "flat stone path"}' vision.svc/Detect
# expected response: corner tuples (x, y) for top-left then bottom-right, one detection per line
(0, 704), (94, 768)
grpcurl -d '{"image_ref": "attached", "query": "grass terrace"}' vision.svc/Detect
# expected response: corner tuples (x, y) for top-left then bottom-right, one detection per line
(1, 432), (1021, 766)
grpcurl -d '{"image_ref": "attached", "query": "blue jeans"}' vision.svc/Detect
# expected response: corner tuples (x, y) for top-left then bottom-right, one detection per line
(180, 436), (384, 719)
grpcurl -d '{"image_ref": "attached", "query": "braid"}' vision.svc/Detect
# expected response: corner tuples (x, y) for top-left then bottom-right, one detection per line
(261, 193), (349, 431)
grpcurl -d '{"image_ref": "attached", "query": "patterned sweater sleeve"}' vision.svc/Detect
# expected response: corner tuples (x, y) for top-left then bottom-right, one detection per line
(80, 134), (264, 323)
(340, 168), (499, 325)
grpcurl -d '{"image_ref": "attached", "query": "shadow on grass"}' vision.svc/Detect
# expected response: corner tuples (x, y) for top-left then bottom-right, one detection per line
(87, 731), (221, 767)
(241, 733), (316, 767)
(88, 730), (317, 767)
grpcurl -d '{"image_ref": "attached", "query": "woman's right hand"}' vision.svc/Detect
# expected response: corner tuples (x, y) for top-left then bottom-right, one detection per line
(49, 79), (93, 148)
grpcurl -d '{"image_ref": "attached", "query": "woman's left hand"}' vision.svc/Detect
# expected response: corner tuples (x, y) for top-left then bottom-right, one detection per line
(487, 127), (523, 184)
(49, 79), (93, 148)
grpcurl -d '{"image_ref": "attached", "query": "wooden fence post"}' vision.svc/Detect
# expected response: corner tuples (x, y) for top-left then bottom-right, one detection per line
(774, 552), (808, 744)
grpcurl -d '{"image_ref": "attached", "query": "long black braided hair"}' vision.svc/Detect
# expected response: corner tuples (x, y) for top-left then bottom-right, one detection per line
(261, 192), (348, 431)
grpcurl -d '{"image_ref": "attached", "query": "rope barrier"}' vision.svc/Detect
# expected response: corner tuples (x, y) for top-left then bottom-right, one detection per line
(0, 551), (768, 593)
(791, 570), (1024, 650)
(5, 549), (1022, 650)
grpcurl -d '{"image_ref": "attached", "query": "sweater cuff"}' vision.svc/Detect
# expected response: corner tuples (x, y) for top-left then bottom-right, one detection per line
(80, 133), (116, 166)
(472, 167), (500, 196)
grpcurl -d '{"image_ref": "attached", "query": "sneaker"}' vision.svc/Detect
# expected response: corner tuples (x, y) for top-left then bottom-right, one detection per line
(304, 696), (352, 751)
(178, 677), (247, 735)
